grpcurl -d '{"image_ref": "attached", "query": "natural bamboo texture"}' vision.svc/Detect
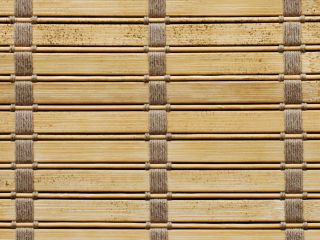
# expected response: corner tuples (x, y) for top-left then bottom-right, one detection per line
(1, 111), (320, 133)
(1, 22), (320, 46)
(1, 81), (320, 104)
(2, 52), (320, 75)
(0, 199), (320, 222)
(1, 140), (320, 163)
(1, 169), (320, 192)
(1, 0), (320, 16)
(0, 230), (320, 240)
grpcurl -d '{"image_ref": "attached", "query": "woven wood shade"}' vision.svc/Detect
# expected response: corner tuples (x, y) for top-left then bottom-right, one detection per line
(0, 0), (320, 240)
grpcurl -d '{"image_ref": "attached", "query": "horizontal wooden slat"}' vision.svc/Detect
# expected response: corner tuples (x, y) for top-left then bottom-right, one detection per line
(0, 52), (318, 75)
(1, 140), (320, 164)
(1, 229), (320, 240)
(1, 23), (320, 46)
(2, 81), (320, 104)
(2, 111), (320, 133)
(1, 170), (320, 192)
(0, 199), (320, 222)
(1, 0), (320, 16)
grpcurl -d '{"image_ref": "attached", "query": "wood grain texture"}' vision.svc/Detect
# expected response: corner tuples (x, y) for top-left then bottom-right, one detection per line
(1, 23), (320, 46)
(2, 81), (320, 104)
(0, 111), (320, 133)
(0, 199), (319, 222)
(0, 111), (319, 133)
(1, 170), (320, 192)
(1, 53), (320, 75)
(1, 229), (320, 240)
(2, 140), (320, 164)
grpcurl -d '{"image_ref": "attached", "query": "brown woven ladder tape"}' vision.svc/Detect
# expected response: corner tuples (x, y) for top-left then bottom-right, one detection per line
(282, 1), (305, 239)
(147, 1), (169, 239)
(13, 1), (35, 239)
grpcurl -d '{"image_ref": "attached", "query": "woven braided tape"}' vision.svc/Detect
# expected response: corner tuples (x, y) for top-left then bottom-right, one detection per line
(151, 229), (168, 240)
(149, 0), (166, 17)
(16, 81), (33, 105)
(284, 109), (303, 134)
(15, 0), (33, 17)
(285, 139), (303, 164)
(149, 81), (167, 105)
(285, 169), (303, 193)
(16, 199), (33, 222)
(149, 52), (166, 76)
(14, 23), (32, 47)
(150, 169), (167, 193)
(16, 228), (34, 240)
(16, 140), (33, 164)
(284, 52), (301, 75)
(283, 0), (301, 16)
(150, 199), (168, 222)
(286, 229), (304, 240)
(284, 80), (302, 104)
(15, 169), (34, 193)
(285, 199), (304, 222)
(284, 22), (301, 46)
(15, 52), (33, 76)
(15, 111), (33, 135)
(149, 110), (167, 134)
(149, 23), (166, 47)
(150, 140), (167, 164)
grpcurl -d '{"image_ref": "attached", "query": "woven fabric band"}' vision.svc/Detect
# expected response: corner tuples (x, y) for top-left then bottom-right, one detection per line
(148, 1), (168, 239)
(15, 52), (33, 76)
(16, 198), (34, 222)
(16, 140), (33, 164)
(284, 80), (302, 104)
(150, 229), (168, 240)
(285, 139), (303, 163)
(284, 109), (303, 134)
(14, 2), (35, 239)
(150, 169), (168, 194)
(285, 199), (304, 222)
(149, 81), (167, 105)
(286, 229), (304, 240)
(150, 199), (168, 222)
(15, 0), (33, 17)
(149, 0), (166, 17)
(283, 0), (304, 237)
(150, 140), (167, 164)
(283, 0), (301, 16)
(15, 111), (33, 135)
(15, 23), (33, 47)
(16, 228), (34, 240)
(284, 52), (301, 75)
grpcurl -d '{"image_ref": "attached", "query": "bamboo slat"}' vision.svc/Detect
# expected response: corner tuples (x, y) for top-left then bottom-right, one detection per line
(2, 52), (320, 75)
(1, 81), (320, 104)
(0, 229), (320, 240)
(0, 199), (320, 222)
(1, 111), (320, 133)
(1, 170), (320, 192)
(1, 0), (320, 16)
(1, 140), (320, 164)
(1, 23), (320, 46)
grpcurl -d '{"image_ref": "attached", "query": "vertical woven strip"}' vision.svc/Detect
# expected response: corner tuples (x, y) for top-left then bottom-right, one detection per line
(148, 1), (168, 239)
(14, 1), (35, 240)
(283, 1), (304, 238)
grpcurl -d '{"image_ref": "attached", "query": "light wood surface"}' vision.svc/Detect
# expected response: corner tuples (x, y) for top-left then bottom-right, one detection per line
(0, 199), (320, 222)
(1, 23), (320, 46)
(1, 140), (320, 164)
(1, 229), (320, 240)
(1, 170), (320, 192)
(2, 81), (320, 104)
(1, 52), (320, 75)
(2, 0), (319, 16)
(0, 111), (319, 133)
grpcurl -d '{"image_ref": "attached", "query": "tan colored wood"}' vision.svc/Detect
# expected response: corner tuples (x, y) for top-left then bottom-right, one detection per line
(1, 81), (320, 104)
(35, 141), (148, 163)
(1, 52), (320, 75)
(33, 170), (148, 192)
(1, 199), (320, 222)
(1, 170), (320, 192)
(32, 24), (148, 46)
(33, 112), (148, 133)
(1, 140), (320, 164)
(1, 229), (320, 239)
(1, 111), (320, 133)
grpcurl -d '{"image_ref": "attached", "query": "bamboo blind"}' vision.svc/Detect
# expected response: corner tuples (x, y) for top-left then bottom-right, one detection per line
(0, 0), (320, 240)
